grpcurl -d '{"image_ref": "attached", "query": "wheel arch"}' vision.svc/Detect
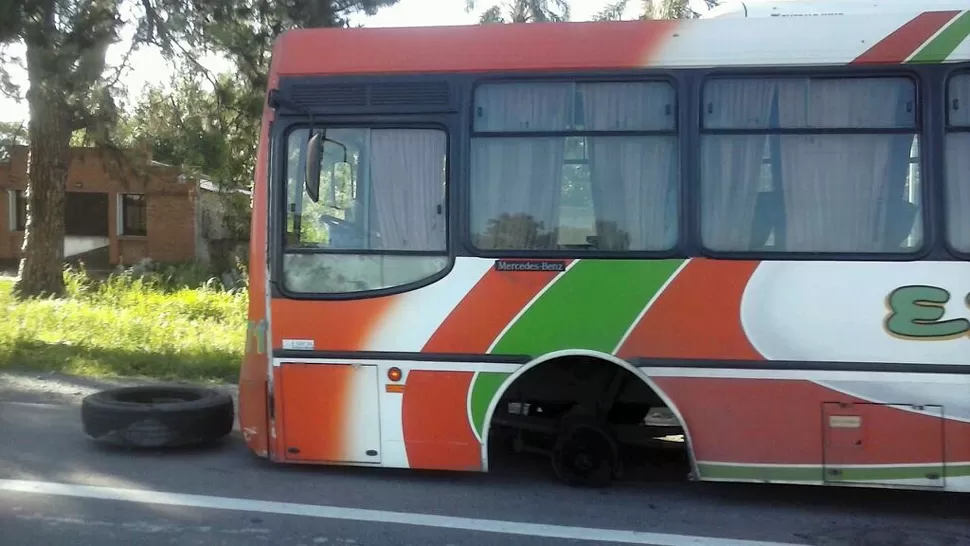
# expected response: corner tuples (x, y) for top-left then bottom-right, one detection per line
(478, 348), (698, 477)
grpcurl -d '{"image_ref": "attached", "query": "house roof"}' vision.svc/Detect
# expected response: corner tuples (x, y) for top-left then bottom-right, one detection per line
(199, 179), (251, 196)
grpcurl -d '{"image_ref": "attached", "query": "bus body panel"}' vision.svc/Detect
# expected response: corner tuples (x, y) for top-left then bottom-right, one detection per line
(238, 37), (285, 460)
(241, 10), (970, 492)
(260, 257), (970, 490)
(275, 363), (383, 464)
(267, 257), (970, 368)
(269, 10), (970, 77)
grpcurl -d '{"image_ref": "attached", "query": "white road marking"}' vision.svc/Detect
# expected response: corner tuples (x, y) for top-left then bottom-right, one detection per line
(0, 479), (806, 546)
(13, 512), (270, 535)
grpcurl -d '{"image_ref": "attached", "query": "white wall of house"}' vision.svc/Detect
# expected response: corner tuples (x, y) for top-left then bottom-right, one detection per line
(64, 236), (109, 257)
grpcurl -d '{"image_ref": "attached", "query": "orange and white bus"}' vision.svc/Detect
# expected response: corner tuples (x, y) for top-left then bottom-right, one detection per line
(239, 4), (970, 492)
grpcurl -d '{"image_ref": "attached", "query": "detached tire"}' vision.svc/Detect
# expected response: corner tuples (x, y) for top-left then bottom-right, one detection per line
(81, 385), (234, 448)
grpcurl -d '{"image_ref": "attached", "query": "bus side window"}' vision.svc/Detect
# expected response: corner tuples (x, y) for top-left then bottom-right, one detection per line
(700, 75), (920, 255)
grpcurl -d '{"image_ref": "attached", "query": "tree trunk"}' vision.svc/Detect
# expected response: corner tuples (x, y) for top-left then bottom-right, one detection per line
(13, 51), (72, 299)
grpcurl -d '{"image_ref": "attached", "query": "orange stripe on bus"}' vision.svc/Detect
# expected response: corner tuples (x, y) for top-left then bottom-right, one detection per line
(274, 20), (677, 76)
(422, 265), (567, 354)
(402, 371), (482, 471)
(271, 297), (398, 352)
(617, 259), (762, 361)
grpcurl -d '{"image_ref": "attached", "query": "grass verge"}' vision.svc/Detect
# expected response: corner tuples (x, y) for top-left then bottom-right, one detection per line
(0, 266), (247, 383)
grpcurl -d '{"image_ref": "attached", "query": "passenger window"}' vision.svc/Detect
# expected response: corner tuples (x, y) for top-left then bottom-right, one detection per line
(470, 81), (679, 252)
(700, 76), (921, 254)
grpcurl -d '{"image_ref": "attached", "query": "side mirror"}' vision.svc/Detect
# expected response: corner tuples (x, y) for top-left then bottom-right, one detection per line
(305, 131), (322, 203)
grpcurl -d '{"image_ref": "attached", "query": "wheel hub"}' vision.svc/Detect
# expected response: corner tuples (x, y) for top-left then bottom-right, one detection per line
(552, 423), (617, 487)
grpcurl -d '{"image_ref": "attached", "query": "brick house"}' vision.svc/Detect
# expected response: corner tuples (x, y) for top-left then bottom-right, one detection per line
(0, 144), (249, 269)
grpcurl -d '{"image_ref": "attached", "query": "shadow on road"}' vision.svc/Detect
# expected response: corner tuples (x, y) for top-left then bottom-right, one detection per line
(244, 435), (969, 525)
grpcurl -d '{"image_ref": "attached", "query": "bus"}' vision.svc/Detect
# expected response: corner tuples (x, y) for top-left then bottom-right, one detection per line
(238, 3), (970, 493)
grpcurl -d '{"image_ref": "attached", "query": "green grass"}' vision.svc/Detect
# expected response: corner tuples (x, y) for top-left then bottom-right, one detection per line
(0, 266), (247, 383)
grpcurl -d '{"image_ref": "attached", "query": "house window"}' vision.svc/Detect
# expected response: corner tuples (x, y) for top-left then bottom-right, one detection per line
(7, 190), (26, 232)
(65, 192), (109, 236)
(121, 194), (147, 236)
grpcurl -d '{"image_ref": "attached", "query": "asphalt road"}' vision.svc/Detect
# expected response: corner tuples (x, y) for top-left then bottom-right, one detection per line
(0, 373), (968, 546)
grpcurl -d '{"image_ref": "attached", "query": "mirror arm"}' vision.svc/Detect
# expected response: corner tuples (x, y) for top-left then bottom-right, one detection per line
(324, 138), (348, 162)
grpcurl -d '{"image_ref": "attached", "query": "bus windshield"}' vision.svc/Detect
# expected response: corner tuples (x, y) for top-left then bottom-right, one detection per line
(281, 127), (449, 294)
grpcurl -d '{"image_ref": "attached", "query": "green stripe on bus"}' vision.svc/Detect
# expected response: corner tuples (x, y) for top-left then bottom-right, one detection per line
(698, 463), (970, 482)
(909, 10), (970, 63)
(469, 371), (511, 439)
(489, 259), (685, 357)
(467, 259), (685, 439)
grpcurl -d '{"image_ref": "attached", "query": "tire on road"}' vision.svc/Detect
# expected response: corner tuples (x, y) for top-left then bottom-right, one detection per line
(81, 385), (234, 448)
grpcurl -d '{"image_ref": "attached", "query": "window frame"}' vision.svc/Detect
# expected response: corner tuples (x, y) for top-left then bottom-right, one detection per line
(119, 193), (148, 237)
(272, 118), (456, 301)
(465, 74), (685, 259)
(695, 69), (929, 260)
(8, 189), (26, 232)
(943, 69), (970, 257)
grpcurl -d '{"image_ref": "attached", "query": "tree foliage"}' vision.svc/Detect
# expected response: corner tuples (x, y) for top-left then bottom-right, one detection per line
(172, 0), (399, 94)
(0, 121), (28, 162)
(656, 0), (692, 19)
(125, 73), (252, 189)
(120, 70), (256, 238)
(594, 0), (719, 20)
(594, 0), (634, 21)
(467, 0), (570, 24)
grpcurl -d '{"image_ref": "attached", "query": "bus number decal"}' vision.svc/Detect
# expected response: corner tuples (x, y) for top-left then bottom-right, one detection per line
(884, 285), (970, 340)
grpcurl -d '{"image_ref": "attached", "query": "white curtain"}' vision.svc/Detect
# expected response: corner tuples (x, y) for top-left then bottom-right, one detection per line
(775, 78), (911, 252)
(581, 82), (677, 250)
(947, 76), (970, 251)
(947, 133), (970, 251)
(471, 139), (566, 249)
(700, 79), (776, 250)
(474, 83), (572, 132)
(470, 84), (571, 249)
(368, 129), (447, 250)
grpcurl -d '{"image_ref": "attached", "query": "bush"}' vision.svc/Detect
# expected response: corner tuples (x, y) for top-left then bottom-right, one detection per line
(0, 263), (248, 383)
